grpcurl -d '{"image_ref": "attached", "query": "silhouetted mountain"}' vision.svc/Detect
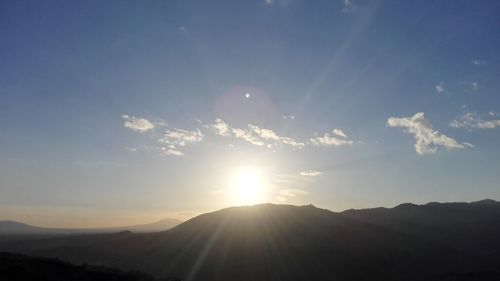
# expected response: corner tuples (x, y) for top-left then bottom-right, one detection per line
(0, 252), (153, 281)
(0, 221), (48, 235)
(0, 218), (181, 235)
(1, 201), (500, 281)
(342, 199), (500, 255)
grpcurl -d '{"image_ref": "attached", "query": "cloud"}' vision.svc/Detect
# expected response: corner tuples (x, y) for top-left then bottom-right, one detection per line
(208, 118), (231, 136)
(472, 59), (486, 65)
(435, 82), (445, 94)
(161, 147), (184, 156)
(332, 129), (347, 138)
(342, 0), (357, 13)
(388, 112), (470, 155)
(159, 128), (204, 146)
(122, 115), (155, 133)
(450, 112), (500, 130)
(230, 128), (264, 146)
(207, 119), (305, 148)
(264, 0), (291, 6)
(471, 82), (478, 92)
(299, 170), (322, 176)
(309, 129), (353, 147)
(157, 128), (204, 156)
(276, 188), (308, 202)
(123, 116), (355, 157)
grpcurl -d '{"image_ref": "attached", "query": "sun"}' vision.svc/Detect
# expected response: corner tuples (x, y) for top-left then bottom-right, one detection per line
(229, 167), (266, 206)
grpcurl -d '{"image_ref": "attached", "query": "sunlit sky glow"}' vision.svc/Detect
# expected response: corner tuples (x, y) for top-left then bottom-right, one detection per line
(1, 0), (499, 227)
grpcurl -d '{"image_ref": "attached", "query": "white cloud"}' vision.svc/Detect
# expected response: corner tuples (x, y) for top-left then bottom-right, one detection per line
(332, 128), (347, 138)
(472, 59), (486, 65)
(299, 170), (322, 176)
(283, 115), (296, 120)
(232, 127), (266, 146)
(206, 119), (305, 148)
(450, 112), (500, 130)
(264, 0), (292, 6)
(157, 128), (204, 156)
(122, 115), (155, 133)
(388, 112), (469, 155)
(161, 147), (184, 156)
(159, 128), (204, 146)
(124, 116), (355, 157)
(309, 129), (353, 147)
(435, 82), (445, 94)
(342, 0), (357, 13)
(208, 118), (231, 136)
(471, 82), (478, 92)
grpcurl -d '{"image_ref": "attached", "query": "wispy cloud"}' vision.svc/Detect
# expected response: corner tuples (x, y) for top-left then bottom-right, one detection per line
(342, 0), (357, 13)
(276, 188), (308, 202)
(472, 59), (486, 65)
(264, 0), (291, 6)
(388, 112), (470, 155)
(309, 129), (353, 147)
(206, 119), (305, 148)
(157, 128), (204, 156)
(435, 82), (445, 94)
(161, 147), (184, 156)
(471, 82), (478, 92)
(299, 170), (322, 176)
(159, 128), (204, 146)
(122, 115), (155, 133)
(123, 116), (355, 157)
(450, 112), (500, 130)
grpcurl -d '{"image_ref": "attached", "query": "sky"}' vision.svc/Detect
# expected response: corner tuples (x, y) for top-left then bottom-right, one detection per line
(1, 0), (500, 228)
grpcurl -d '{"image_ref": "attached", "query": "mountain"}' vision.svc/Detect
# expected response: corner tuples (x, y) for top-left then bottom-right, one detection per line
(0, 252), (153, 281)
(341, 200), (500, 255)
(1, 201), (500, 281)
(0, 218), (181, 235)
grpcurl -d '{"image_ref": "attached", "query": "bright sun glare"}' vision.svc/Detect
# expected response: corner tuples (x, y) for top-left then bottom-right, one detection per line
(229, 167), (266, 206)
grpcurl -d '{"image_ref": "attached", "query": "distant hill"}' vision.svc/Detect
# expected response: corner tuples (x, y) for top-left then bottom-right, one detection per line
(0, 252), (153, 281)
(1, 200), (500, 281)
(0, 218), (181, 235)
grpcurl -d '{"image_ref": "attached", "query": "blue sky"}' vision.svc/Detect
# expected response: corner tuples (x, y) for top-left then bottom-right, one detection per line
(1, 0), (499, 227)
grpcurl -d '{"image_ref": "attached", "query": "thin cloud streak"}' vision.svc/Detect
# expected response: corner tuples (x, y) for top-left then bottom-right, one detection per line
(299, 170), (322, 176)
(451, 112), (500, 130)
(309, 129), (354, 147)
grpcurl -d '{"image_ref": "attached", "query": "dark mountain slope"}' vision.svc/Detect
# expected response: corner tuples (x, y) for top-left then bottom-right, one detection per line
(342, 199), (500, 257)
(0, 203), (483, 281)
(0, 252), (153, 281)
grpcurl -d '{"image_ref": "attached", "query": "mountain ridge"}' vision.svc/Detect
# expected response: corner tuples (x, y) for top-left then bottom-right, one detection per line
(0, 218), (182, 235)
(1, 199), (500, 281)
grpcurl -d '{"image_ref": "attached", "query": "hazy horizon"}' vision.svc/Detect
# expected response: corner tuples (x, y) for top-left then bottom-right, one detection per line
(1, 0), (500, 228)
